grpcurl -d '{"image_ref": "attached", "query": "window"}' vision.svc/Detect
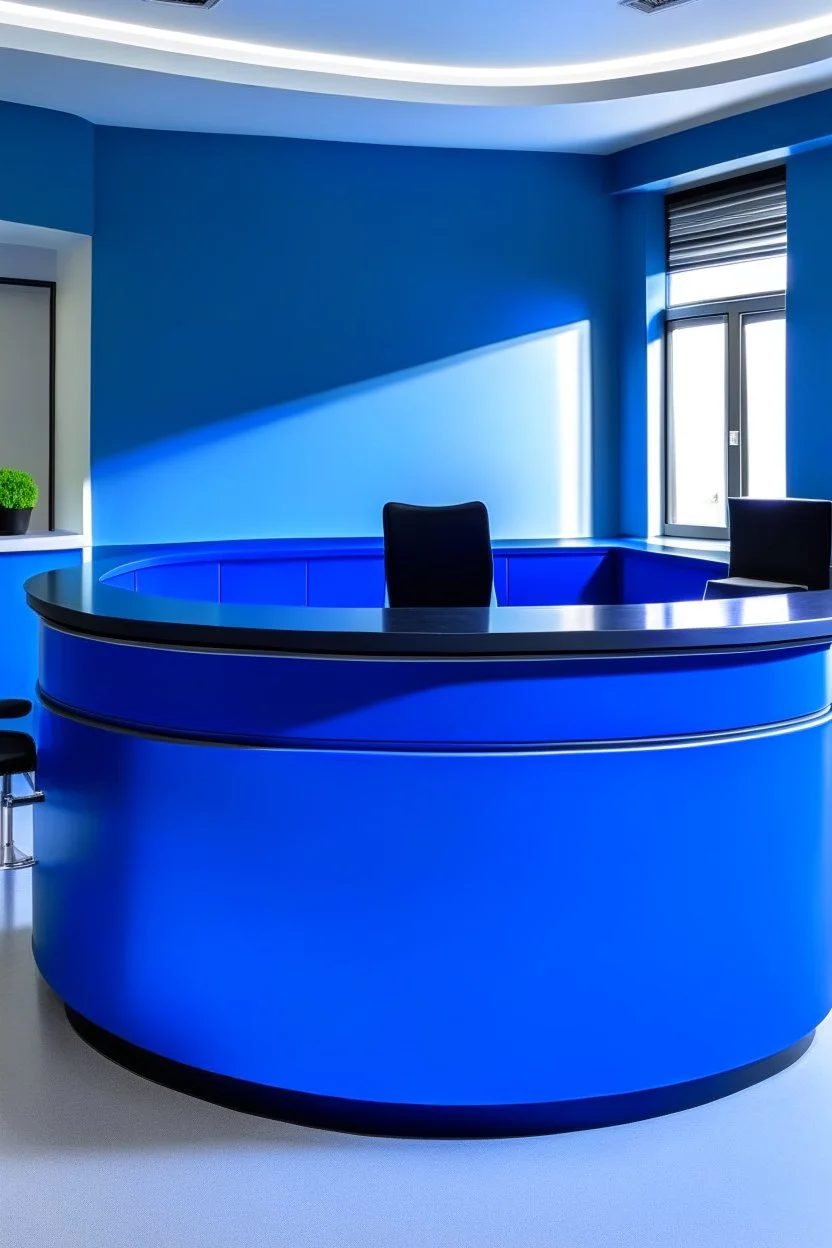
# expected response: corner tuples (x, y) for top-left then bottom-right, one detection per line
(0, 279), (55, 530)
(664, 170), (787, 538)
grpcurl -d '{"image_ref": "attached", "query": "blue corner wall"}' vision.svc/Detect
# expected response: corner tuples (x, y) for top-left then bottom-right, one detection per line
(0, 102), (92, 716)
(784, 147), (832, 500)
(617, 192), (666, 538)
(0, 549), (81, 727)
(90, 129), (619, 543)
(0, 100), (93, 234)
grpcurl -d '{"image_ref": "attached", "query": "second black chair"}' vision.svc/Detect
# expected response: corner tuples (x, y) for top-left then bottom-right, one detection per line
(382, 501), (494, 608)
(704, 497), (832, 600)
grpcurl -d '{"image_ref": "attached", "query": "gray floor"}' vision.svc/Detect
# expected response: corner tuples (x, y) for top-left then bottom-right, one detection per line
(2, 815), (831, 1248)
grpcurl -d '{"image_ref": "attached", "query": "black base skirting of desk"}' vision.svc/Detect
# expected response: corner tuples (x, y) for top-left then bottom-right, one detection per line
(65, 1008), (815, 1140)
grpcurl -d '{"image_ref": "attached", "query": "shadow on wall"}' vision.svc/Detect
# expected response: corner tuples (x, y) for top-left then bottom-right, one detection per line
(94, 324), (593, 545)
(90, 132), (618, 539)
(92, 137), (612, 455)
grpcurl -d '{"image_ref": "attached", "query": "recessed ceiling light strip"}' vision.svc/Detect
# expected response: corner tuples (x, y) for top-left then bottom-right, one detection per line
(0, 1), (830, 102)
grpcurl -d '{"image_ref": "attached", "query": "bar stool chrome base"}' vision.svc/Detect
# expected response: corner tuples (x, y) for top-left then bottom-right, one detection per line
(0, 844), (36, 871)
(0, 772), (42, 871)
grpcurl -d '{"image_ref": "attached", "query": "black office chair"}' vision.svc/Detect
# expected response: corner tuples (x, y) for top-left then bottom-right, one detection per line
(704, 498), (832, 600)
(382, 501), (494, 607)
(0, 699), (44, 870)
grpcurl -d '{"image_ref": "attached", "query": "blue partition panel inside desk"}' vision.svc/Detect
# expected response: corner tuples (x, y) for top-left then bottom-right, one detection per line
(99, 543), (721, 608)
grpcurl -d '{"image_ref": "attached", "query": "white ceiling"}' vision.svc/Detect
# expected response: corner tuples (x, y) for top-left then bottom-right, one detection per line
(25, 0), (832, 65)
(0, 0), (832, 151)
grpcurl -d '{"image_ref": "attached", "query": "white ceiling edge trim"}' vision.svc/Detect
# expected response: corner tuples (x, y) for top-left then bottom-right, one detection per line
(3, 2), (832, 105)
(0, 217), (90, 248)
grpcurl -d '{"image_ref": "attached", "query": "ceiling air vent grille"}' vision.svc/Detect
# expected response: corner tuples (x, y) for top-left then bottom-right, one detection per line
(141, 0), (223, 9)
(620, 0), (697, 12)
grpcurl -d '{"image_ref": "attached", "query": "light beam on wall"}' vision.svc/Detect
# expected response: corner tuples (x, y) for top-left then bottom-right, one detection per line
(95, 325), (594, 546)
(551, 320), (592, 538)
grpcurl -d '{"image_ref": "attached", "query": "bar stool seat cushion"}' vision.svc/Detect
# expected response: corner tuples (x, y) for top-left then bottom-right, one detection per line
(0, 732), (37, 775)
(704, 577), (807, 600)
(0, 699), (33, 720)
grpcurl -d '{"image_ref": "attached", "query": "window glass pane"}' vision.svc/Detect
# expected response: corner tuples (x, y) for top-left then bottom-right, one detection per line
(744, 315), (786, 499)
(0, 284), (52, 531)
(668, 256), (787, 306)
(667, 319), (727, 530)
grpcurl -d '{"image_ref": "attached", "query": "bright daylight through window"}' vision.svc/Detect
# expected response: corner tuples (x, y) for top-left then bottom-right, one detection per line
(665, 170), (787, 538)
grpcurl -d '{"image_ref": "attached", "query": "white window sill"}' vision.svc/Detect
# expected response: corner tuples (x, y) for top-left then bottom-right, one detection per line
(0, 530), (87, 554)
(648, 536), (730, 553)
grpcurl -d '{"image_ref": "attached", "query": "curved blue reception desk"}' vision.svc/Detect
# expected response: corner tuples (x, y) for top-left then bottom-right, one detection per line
(23, 539), (832, 1137)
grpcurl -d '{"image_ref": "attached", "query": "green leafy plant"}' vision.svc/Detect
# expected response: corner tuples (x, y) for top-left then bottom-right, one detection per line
(0, 467), (38, 511)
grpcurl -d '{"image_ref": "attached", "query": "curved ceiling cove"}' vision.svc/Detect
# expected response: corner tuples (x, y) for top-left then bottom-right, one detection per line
(3, 2), (832, 105)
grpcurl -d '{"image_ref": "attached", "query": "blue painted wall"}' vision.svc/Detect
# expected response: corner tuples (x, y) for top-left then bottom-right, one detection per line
(617, 192), (666, 537)
(0, 101), (92, 733)
(785, 148), (832, 501)
(0, 101), (93, 233)
(90, 129), (619, 543)
(0, 550), (81, 732)
(612, 87), (832, 193)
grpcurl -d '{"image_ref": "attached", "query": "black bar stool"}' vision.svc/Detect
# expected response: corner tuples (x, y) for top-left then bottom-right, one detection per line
(0, 700), (44, 871)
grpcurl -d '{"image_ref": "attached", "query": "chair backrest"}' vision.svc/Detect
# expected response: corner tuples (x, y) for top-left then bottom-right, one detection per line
(382, 502), (494, 608)
(728, 498), (832, 591)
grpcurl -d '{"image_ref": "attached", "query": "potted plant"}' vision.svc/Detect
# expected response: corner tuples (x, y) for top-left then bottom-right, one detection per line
(0, 467), (38, 536)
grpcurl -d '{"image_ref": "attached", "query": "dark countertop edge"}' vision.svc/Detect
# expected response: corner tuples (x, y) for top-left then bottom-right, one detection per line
(27, 594), (832, 659)
(25, 542), (831, 659)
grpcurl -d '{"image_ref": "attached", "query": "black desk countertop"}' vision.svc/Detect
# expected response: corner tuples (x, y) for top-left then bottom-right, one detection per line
(24, 548), (832, 658)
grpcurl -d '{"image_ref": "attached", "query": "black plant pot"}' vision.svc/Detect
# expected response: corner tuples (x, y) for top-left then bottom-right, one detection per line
(0, 507), (32, 536)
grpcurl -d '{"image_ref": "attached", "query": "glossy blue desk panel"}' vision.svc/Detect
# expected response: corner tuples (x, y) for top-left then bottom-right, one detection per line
(135, 560), (220, 602)
(39, 625), (832, 746)
(307, 556), (386, 607)
(33, 703), (832, 1108)
(25, 539), (832, 1137)
(618, 549), (718, 605)
(219, 558), (308, 606)
(102, 549), (583, 609)
(506, 551), (615, 605)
